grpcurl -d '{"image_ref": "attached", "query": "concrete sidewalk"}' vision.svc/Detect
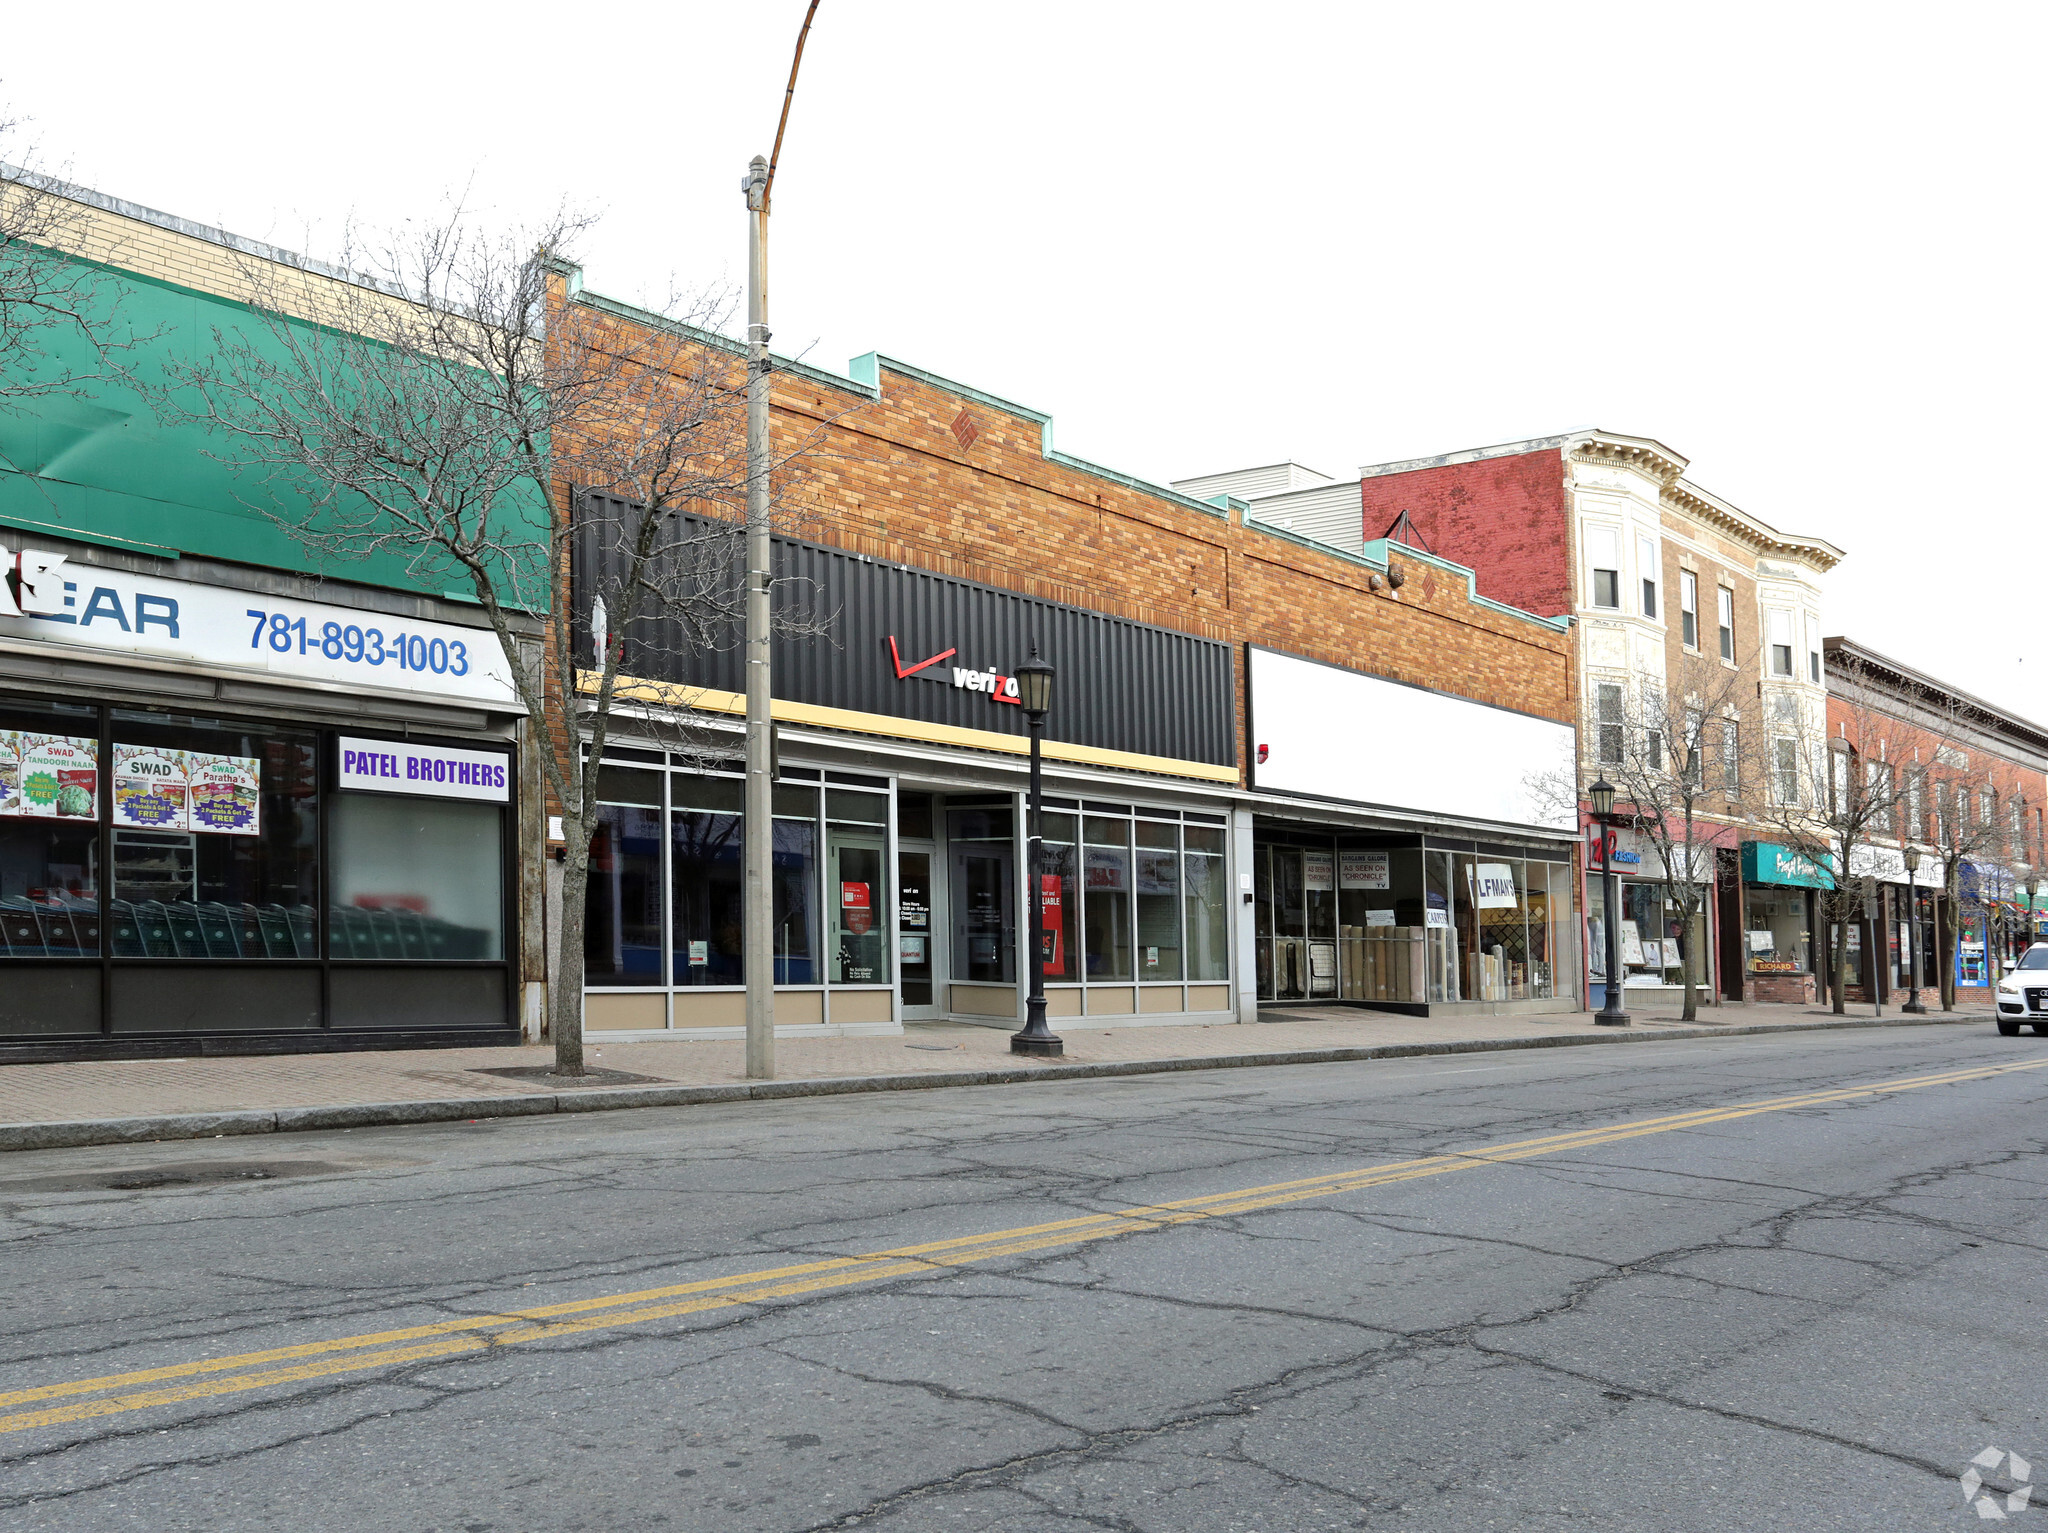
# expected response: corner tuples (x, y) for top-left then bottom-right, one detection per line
(0, 999), (1993, 1152)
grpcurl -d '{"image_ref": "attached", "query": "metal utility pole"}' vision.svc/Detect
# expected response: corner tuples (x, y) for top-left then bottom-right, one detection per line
(742, 153), (774, 1081)
(741, 2), (822, 1082)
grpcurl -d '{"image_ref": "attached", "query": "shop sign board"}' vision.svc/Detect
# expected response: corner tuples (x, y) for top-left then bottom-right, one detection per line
(0, 547), (519, 709)
(1741, 840), (1834, 890)
(578, 507), (1235, 770)
(1584, 826), (1644, 872)
(1339, 851), (1389, 889)
(1246, 646), (1574, 832)
(338, 737), (511, 803)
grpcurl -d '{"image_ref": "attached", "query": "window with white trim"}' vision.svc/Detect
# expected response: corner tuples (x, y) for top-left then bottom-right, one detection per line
(1680, 571), (1699, 649)
(1638, 536), (1658, 619)
(1717, 587), (1735, 661)
(1587, 527), (1620, 610)
(1769, 610), (1794, 678)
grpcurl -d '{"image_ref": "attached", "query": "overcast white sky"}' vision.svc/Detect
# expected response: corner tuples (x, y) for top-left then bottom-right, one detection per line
(12, 3), (2043, 719)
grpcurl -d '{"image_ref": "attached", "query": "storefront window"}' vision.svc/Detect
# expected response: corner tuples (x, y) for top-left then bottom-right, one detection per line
(827, 786), (887, 984)
(1135, 819), (1182, 980)
(672, 774), (742, 985)
(951, 804), (1015, 984)
(330, 793), (502, 960)
(1083, 815), (1133, 981)
(1469, 858), (1526, 1000)
(1184, 825), (1229, 982)
(114, 711), (319, 960)
(776, 789), (820, 985)
(1040, 813), (1080, 984)
(0, 697), (101, 957)
(1747, 888), (1811, 974)
(1426, 849), (1458, 1002)
(586, 765), (662, 985)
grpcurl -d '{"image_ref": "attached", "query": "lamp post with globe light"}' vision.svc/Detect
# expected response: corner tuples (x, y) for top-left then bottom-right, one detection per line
(1010, 647), (1062, 1057)
(1589, 778), (1630, 1027)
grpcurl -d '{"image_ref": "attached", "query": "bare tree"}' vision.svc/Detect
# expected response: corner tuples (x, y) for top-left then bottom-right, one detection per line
(166, 205), (824, 1074)
(0, 108), (151, 424)
(1532, 651), (1758, 1022)
(1747, 655), (1933, 1016)
(1919, 755), (2018, 1011)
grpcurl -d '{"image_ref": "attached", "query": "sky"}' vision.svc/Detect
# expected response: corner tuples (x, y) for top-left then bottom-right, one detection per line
(9, 2), (2043, 719)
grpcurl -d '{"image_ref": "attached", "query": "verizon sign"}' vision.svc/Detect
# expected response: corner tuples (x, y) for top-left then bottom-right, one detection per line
(889, 636), (1020, 705)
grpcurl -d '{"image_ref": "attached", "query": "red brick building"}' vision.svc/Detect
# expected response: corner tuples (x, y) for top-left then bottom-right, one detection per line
(1185, 434), (1844, 1011)
(1825, 638), (2048, 1009)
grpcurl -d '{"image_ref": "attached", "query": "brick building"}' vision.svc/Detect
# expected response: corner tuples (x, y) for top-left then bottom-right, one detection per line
(1183, 432), (1846, 1007)
(555, 275), (1589, 1036)
(1823, 638), (2048, 1010)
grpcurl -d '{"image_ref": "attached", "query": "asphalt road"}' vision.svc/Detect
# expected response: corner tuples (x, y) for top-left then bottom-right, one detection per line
(1, 1023), (2045, 1532)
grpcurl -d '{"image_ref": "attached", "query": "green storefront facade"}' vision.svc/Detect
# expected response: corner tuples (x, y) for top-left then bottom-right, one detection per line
(0, 185), (544, 1057)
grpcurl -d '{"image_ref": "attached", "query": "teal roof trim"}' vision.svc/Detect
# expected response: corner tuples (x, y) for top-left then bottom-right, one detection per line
(1356, 537), (1571, 633)
(569, 284), (877, 400)
(848, 352), (1229, 521)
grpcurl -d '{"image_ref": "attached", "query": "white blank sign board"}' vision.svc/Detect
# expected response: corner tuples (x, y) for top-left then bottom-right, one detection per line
(1249, 647), (1574, 832)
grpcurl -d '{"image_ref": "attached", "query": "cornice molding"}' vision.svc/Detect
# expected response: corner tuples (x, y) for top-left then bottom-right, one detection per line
(1569, 439), (1687, 487)
(1658, 482), (1844, 573)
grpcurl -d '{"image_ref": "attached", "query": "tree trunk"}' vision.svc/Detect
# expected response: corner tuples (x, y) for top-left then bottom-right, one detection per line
(1679, 905), (1699, 1022)
(549, 826), (590, 1076)
(1938, 889), (1957, 1012)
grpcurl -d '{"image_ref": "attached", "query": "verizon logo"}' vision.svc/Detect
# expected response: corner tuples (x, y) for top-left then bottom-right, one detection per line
(889, 636), (1020, 705)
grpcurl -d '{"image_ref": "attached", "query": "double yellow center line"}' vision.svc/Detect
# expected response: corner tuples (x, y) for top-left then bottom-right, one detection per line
(5, 1054), (2042, 1439)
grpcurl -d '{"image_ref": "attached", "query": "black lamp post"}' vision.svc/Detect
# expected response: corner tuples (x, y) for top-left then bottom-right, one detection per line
(1901, 843), (1926, 1014)
(1589, 777), (1630, 1026)
(1010, 646), (1062, 1057)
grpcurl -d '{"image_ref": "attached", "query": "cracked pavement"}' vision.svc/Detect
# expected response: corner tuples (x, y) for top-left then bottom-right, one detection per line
(0, 1022), (2043, 1530)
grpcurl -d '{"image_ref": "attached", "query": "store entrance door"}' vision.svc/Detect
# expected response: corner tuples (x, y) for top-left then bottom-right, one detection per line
(952, 842), (1016, 985)
(898, 845), (942, 1019)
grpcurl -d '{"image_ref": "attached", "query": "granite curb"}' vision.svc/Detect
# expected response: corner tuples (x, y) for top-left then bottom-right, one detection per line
(0, 1012), (1985, 1154)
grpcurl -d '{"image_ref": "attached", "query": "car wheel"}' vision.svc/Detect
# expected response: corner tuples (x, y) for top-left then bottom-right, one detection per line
(1998, 1016), (2022, 1036)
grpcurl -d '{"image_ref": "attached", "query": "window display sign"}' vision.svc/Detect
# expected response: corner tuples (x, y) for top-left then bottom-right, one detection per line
(1365, 909), (1396, 927)
(0, 548), (519, 708)
(1039, 873), (1065, 975)
(0, 731), (99, 819)
(1339, 852), (1390, 890)
(111, 745), (262, 834)
(840, 881), (873, 935)
(1471, 862), (1519, 909)
(338, 737), (510, 804)
(1303, 850), (1334, 892)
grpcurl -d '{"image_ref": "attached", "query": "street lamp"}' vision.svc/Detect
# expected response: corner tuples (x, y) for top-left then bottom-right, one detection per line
(1901, 843), (1925, 1014)
(1010, 646), (1062, 1057)
(1589, 777), (1630, 1027)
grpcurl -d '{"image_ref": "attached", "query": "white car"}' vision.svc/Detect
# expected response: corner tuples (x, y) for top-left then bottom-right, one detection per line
(1995, 944), (2048, 1035)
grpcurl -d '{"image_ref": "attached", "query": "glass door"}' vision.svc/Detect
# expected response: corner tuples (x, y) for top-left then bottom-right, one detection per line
(829, 831), (888, 985)
(952, 842), (1016, 984)
(898, 847), (941, 1017)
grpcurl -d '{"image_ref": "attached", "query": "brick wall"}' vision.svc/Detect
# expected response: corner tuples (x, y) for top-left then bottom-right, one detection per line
(763, 363), (1576, 784)
(1357, 450), (1572, 618)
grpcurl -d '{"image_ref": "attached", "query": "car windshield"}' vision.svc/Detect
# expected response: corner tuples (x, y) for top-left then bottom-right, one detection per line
(2020, 948), (2048, 971)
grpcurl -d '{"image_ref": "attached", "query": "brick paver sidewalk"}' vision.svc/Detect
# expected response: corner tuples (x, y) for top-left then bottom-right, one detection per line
(0, 1001), (1989, 1131)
